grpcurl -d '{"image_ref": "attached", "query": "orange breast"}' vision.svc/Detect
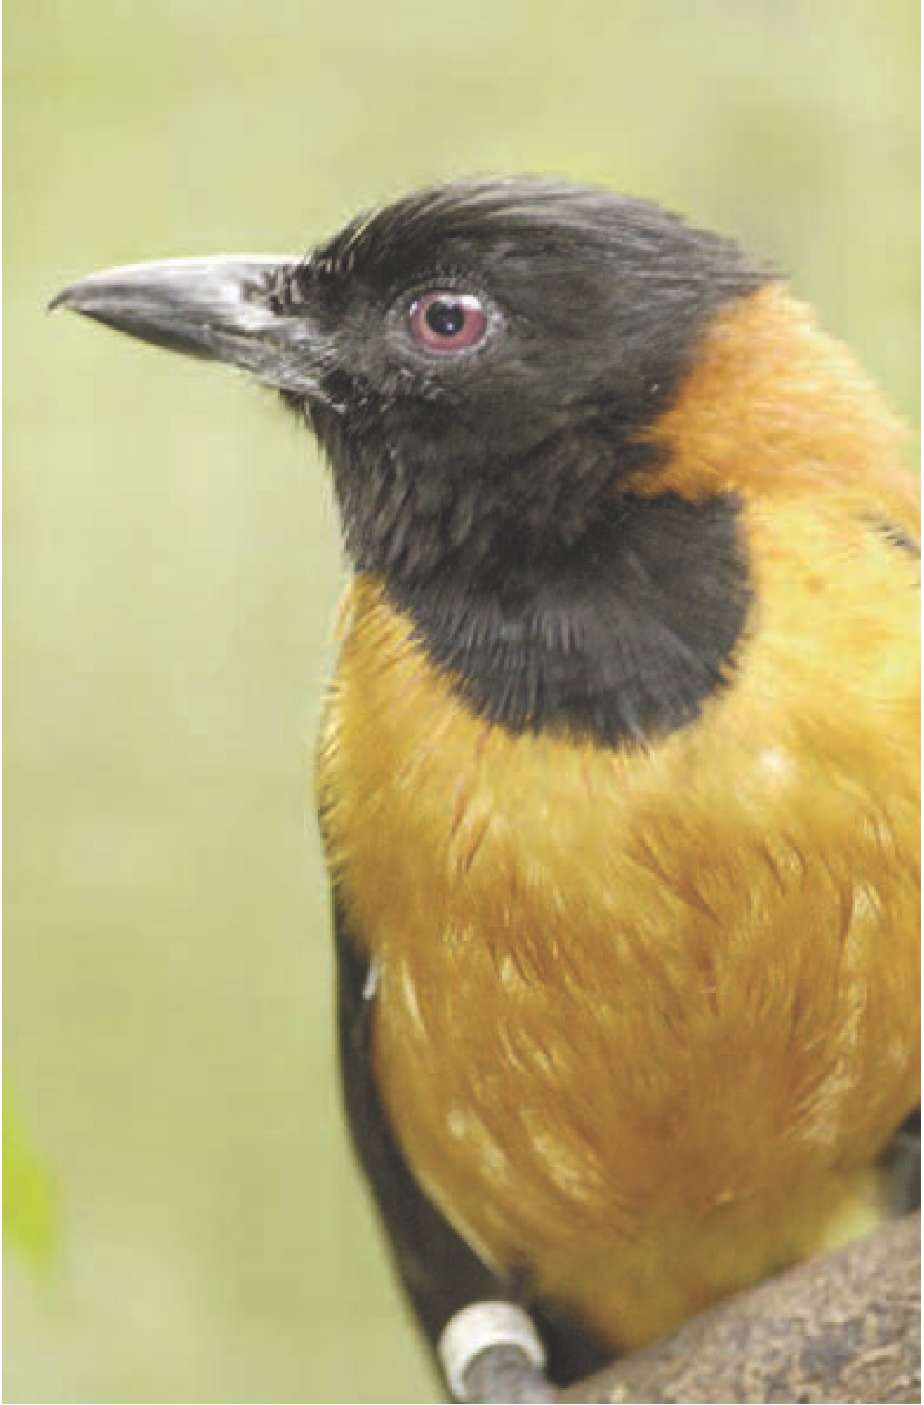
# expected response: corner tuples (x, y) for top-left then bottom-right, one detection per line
(317, 483), (919, 1347)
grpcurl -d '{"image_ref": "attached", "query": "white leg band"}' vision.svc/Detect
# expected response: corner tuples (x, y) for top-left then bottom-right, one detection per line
(438, 1300), (547, 1402)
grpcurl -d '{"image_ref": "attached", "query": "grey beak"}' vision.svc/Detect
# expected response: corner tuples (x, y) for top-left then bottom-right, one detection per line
(50, 254), (326, 396)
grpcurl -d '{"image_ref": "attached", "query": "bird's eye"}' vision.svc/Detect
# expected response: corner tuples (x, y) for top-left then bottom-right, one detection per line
(408, 291), (487, 353)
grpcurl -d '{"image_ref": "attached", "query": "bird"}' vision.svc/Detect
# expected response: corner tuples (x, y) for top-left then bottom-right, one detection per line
(52, 177), (920, 1401)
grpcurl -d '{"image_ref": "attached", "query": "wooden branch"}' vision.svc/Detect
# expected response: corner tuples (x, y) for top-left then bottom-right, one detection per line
(560, 1213), (920, 1404)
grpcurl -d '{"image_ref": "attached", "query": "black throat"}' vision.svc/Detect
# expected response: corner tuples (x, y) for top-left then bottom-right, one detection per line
(383, 491), (751, 749)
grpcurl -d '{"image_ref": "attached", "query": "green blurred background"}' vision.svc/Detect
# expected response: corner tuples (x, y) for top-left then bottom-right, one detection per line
(4, 2), (919, 1401)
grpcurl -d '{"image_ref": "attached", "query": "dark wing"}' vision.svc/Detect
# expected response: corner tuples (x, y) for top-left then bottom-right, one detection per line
(333, 892), (611, 1388)
(884, 1108), (921, 1214)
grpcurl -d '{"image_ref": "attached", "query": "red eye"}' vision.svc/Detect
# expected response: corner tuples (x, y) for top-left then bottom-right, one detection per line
(408, 291), (487, 353)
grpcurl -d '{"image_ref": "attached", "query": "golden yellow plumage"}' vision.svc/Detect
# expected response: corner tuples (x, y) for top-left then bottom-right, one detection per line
(317, 286), (919, 1349)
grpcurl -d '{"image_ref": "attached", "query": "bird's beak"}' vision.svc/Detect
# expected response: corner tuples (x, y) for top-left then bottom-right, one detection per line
(50, 255), (326, 396)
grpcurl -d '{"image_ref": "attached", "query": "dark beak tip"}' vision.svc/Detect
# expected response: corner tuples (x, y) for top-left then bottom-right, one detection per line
(48, 283), (93, 315)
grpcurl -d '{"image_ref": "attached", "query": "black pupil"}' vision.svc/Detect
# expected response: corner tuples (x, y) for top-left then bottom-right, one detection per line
(425, 299), (465, 337)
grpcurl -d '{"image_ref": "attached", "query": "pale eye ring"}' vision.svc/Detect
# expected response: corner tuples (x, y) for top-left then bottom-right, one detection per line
(408, 291), (488, 353)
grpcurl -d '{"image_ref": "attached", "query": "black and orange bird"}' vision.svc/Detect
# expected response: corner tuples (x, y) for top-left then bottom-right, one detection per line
(53, 178), (919, 1400)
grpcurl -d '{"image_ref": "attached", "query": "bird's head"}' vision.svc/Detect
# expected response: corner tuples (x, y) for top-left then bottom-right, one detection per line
(52, 178), (767, 588)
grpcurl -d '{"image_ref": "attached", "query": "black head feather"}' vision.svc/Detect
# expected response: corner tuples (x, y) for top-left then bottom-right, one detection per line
(277, 177), (769, 586)
(55, 176), (766, 745)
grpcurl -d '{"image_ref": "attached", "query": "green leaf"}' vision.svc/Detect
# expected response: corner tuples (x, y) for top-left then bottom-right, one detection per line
(3, 1089), (56, 1270)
